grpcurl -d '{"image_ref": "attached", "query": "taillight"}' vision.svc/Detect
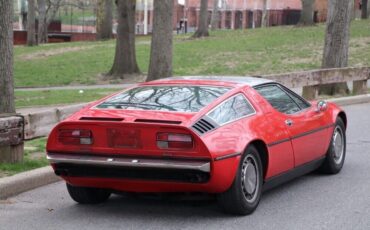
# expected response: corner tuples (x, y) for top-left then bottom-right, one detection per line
(58, 129), (93, 145)
(157, 133), (193, 149)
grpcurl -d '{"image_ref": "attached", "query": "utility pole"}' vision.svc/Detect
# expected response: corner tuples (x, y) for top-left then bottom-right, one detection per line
(144, 0), (148, 35)
(231, 0), (236, 29)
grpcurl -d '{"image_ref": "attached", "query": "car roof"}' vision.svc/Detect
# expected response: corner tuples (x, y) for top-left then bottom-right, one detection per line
(140, 76), (274, 88)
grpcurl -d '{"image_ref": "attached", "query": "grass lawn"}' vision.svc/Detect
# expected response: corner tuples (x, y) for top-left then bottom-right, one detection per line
(15, 88), (120, 108)
(14, 20), (370, 88)
(3, 21), (370, 176)
(0, 138), (48, 177)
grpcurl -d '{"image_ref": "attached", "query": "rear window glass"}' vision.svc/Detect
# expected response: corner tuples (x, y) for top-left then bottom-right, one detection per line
(96, 86), (230, 112)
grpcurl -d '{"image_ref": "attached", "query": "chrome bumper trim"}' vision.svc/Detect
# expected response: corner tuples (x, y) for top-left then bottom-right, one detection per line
(47, 153), (211, 173)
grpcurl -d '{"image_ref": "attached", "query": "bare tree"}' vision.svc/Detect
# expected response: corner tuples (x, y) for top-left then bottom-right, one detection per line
(297, 0), (315, 26)
(96, 0), (113, 40)
(361, 0), (368, 19)
(109, 0), (140, 78)
(210, 0), (219, 30)
(319, 0), (353, 95)
(0, 0), (24, 164)
(37, 0), (63, 44)
(261, 0), (268, 27)
(27, 0), (37, 46)
(192, 0), (209, 38)
(37, 0), (48, 43)
(146, 0), (173, 81)
(0, 0), (15, 114)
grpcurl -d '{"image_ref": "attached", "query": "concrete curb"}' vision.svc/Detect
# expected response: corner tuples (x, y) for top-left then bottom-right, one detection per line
(327, 94), (370, 106)
(0, 166), (60, 200)
(1, 93), (369, 200)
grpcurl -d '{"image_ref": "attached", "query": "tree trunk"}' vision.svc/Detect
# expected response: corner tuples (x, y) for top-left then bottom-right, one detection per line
(108, 0), (140, 78)
(361, 0), (368, 19)
(261, 0), (268, 27)
(319, 0), (352, 95)
(37, 0), (48, 43)
(0, 0), (15, 114)
(210, 0), (219, 30)
(146, 0), (173, 81)
(27, 0), (37, 46)
(297, 0), (315, 26)
(96, 0), (113, 40)
(192, 0), (209, 38)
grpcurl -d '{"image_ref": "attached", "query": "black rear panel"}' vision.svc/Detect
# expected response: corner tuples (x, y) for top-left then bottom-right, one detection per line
(54, 164), (210, 184)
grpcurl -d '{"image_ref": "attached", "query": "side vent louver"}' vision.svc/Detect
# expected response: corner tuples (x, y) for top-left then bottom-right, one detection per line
(192, 117), (218, 135)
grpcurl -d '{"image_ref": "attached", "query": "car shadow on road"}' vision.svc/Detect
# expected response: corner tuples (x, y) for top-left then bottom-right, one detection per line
(64, 172), (330, 219)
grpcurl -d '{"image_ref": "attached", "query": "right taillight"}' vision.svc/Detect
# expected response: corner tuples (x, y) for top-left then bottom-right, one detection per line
(157, 133), (193, 149)
(58, 129), (93, 145)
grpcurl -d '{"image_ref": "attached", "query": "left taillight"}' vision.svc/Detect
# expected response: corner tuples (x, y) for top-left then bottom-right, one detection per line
(157, 133), (193, 149)
(58, 129), (93, 145)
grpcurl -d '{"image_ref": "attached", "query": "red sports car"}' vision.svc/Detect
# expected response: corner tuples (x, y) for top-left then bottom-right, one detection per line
(46, 76), (347, 215)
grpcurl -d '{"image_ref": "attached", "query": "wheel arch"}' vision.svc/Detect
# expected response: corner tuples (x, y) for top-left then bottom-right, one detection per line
(337, 111), (347, 130)
(247, 139), (269, 180)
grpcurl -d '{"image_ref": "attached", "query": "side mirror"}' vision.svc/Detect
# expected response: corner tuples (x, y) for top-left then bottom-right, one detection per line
(316, 100), (328, 113)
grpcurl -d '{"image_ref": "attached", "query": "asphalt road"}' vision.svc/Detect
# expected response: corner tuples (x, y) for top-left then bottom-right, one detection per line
(1, 103), (370, 230)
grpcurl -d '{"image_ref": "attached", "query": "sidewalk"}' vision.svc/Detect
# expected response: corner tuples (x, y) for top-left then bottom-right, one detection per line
(15, 83), (135, 92)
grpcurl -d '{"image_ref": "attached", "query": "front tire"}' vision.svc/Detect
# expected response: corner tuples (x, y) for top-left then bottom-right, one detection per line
(66, 183), (111, 204)
(319, 118), (346, 174)
(217, 145), (263, 215)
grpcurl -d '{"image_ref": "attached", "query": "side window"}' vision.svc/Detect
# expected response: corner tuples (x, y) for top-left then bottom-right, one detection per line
(255, 85), (301, 115)
(279, 85), (311, 110)
(208, 94), (255, 125)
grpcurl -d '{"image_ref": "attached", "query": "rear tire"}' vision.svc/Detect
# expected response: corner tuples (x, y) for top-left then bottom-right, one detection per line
(217, 145), (263, 215)
(319, 118), (346, 174)
(66, 183), (111, 204)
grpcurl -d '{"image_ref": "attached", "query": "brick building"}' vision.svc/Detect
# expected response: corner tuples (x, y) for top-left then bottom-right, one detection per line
(183, 0), (329, 30)
(136, 0), (364, 33)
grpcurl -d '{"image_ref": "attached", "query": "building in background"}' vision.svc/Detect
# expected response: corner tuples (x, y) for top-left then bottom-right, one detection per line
(184, 0), (330, 31)
(12, 0), (363, 45)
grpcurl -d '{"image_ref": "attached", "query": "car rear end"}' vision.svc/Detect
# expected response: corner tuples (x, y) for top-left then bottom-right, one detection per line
(46, 83), (239, 193)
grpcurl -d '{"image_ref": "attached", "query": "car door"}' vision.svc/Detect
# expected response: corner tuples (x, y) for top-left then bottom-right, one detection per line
(255, 84), (329, 167)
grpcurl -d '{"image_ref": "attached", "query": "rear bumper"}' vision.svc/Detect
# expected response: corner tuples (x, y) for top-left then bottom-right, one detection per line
(47, 153), (210, 173)
(47, 152), (241, 193)
(48, 153), (211, 184)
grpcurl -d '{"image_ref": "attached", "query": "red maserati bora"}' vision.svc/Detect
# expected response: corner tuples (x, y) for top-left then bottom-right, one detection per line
(46, 76), (347, 215)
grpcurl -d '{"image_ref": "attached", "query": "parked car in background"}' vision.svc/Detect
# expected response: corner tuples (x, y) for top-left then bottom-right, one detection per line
(47, 76), (347, 215)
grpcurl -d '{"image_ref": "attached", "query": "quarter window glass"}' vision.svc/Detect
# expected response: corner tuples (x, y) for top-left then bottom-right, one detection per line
(208, 94), (255, 125)
(256, 85), (301, 114)
(287, 91), (311, 109)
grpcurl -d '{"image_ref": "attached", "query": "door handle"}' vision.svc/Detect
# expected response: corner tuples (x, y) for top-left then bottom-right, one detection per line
(285, 119), (293, 126)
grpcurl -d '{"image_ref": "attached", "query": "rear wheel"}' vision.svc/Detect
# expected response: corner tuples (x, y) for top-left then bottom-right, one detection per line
(319, 118), (346, 174)
(66, 183), (111, 204)
(217, 145), (263, 215)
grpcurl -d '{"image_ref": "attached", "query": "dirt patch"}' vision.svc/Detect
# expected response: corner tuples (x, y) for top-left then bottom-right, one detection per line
(282, 57), (316, 65)
(350, 37), (370, 52)
(0, 171), (10, 178)
(20, 46), (94, 61)
(27, 152), (45, 161)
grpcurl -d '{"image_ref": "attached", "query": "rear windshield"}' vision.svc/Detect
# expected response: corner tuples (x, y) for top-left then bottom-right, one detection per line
(96, 85), (230, 112)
